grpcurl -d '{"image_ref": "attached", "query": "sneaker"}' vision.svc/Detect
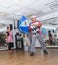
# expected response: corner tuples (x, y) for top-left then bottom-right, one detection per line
(43, 50), (48, 54)
(30, 52), (34, 56)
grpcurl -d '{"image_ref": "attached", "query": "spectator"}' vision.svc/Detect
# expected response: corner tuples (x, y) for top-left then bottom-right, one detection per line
(48, 31), (53, 45)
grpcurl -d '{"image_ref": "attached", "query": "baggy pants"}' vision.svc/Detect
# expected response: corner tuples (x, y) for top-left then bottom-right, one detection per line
(30, 33), (47, 52)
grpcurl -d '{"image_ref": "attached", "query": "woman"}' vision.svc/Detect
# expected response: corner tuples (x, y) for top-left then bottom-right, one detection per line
(6, 32), (13, 51)
(48, 31), (53, 45)
(7, 26), (13, 48)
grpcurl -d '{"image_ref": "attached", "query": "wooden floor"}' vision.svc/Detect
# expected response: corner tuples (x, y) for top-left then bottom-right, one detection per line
(0, 49), (58, 65)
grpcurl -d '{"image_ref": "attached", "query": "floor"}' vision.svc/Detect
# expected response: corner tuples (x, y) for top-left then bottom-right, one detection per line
(0, 49), (58, 65)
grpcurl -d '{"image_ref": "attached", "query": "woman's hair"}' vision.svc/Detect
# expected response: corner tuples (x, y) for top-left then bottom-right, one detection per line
(6, 32), (9, 36)
(7, 26), (12, 30)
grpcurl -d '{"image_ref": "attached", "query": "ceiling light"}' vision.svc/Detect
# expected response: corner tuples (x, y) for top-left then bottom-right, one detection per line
(0, 12), (6, 16)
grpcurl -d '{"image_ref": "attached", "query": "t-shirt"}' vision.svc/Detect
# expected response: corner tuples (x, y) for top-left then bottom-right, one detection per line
(29, 21), (42, 35)
(6, 35), (13, 43)
(9, 31), (13, 42)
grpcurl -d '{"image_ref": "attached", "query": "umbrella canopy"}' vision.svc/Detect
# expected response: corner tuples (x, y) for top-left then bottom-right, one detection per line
(18, 16), (29, 33)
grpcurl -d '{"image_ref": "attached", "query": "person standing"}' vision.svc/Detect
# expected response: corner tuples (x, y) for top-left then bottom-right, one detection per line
(29, 15), (48, 56)
(48, 31), (53, 45)
(6, 32), (13, 52)
(7, 26), (13, 49)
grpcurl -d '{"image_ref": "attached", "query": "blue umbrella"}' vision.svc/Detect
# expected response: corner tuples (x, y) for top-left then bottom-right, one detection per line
(18, 16), (29, 33)
(19, 16), (27, 25)
(19, 26), (29, 33)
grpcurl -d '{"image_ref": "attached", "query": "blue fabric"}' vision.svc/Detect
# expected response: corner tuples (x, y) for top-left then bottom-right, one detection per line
(18, 16), (29, 33)
(19, 26), (29, 33)
(19, 16), (27, 25)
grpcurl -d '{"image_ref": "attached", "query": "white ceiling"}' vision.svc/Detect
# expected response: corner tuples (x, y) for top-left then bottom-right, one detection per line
(0, 0), (58, 20)
(0, 0), (58, 32)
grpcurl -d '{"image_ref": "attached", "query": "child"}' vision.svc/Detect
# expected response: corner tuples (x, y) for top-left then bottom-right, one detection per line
(6, 32), (13, 52)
